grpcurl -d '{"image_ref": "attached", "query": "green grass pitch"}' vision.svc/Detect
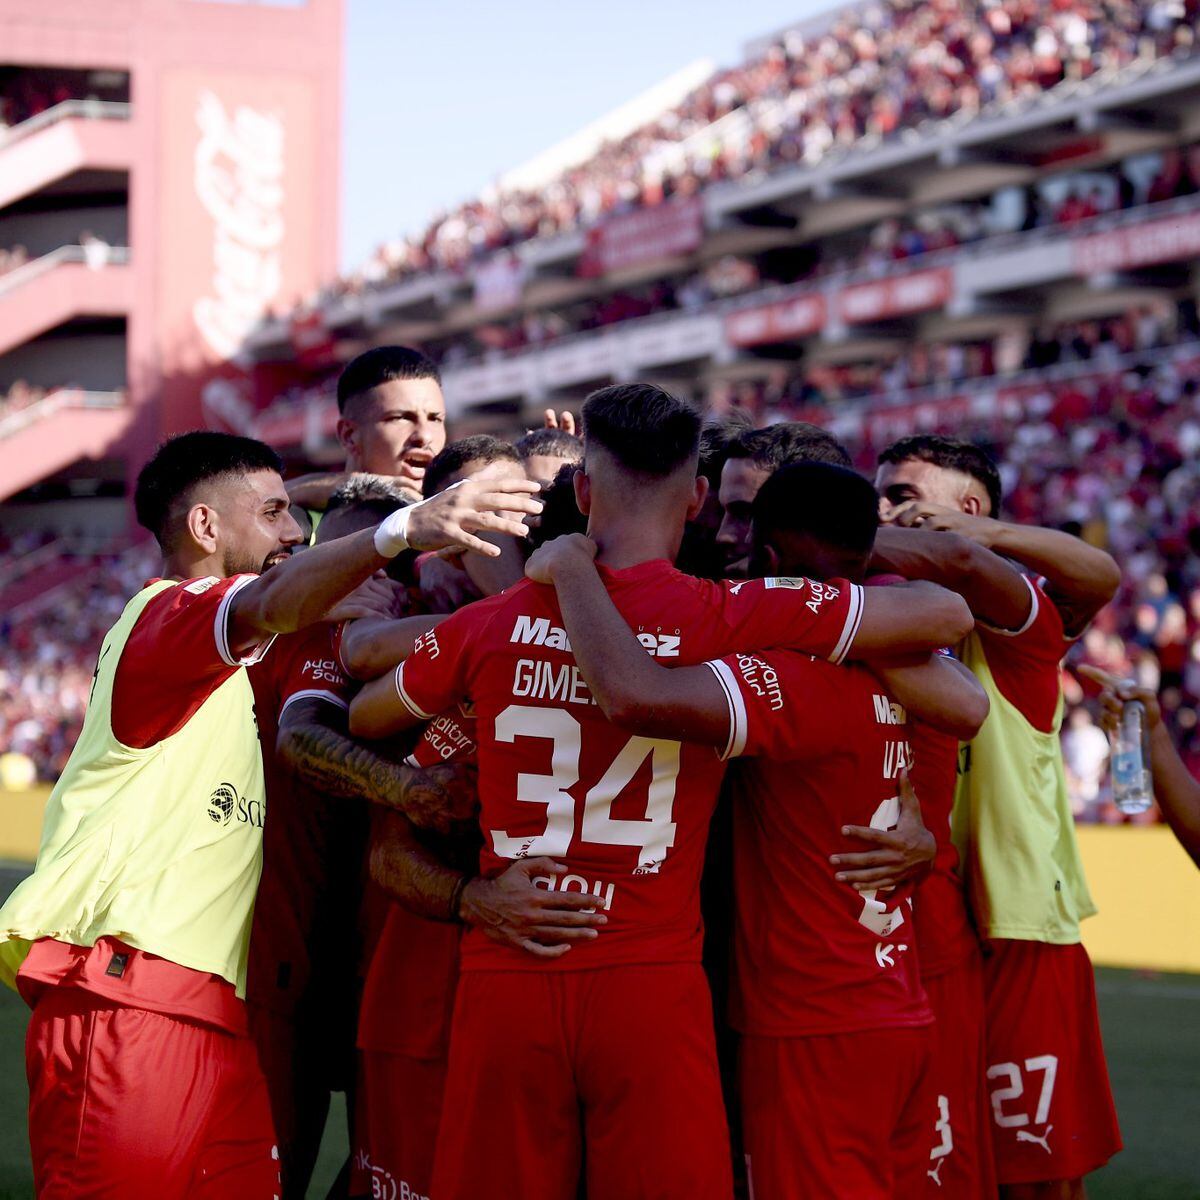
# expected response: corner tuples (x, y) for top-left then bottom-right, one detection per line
(0, 969), (1195, 1197)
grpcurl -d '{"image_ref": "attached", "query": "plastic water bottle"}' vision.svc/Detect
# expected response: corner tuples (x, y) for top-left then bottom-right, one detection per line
(1110, 700), (1153, 815)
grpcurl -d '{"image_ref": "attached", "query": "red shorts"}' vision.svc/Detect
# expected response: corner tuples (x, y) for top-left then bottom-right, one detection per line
(350, 1049), (446, 1200)
(983, 939), (1121, 1184)
(26, 984), (277, 1199)
(922, 948), (996, 1197)
(739, 1024), (933, 1200)
(432, 964), (731, 1200)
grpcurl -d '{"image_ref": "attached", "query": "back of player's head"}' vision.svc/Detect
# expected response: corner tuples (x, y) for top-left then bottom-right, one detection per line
(134, 430), (283, 550)
(729, 421), (852, 471)
(514, 426), (583, 465)
(527, 462), (588, 550)
(319, 475), (410, 541)
(581, 383), (701, 479)
(752, 462), (880, 563)
(699, 412), (753, 486)
(877, 435), (1002, 518)
(336, 345), (441, 415)
(422, 435), (522, 498)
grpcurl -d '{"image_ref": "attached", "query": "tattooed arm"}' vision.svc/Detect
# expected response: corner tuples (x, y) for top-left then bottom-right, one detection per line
(369, 805), (611, 955)
(275, 696), (476, 834)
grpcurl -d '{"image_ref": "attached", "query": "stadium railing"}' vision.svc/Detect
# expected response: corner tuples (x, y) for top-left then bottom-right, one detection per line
(0, 389), (127, 441)
(0, 99), (132, 149)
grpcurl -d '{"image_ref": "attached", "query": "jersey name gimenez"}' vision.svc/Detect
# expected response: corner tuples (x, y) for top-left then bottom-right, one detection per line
(392, 560), (863, 972)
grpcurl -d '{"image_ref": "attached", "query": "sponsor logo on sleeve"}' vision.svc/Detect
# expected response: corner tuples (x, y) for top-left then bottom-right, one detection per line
(302, 658), (346, 685)
(413, 628), (441, 660)
(735, 653), (783, 711)
(185, 576), (221, 595)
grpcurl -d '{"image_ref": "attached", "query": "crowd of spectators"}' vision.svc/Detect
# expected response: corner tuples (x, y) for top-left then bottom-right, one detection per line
(0, 545), (155, 786)
(0, 68), (128, 134)
(709, 298), (1200, 420)
(296, 0), (1196, 306)
(0, 381), (51, 427)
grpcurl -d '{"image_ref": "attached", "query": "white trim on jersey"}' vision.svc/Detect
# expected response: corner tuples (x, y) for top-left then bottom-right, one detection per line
(830, 582), (865, 665)
(278, 688), (350, 720)
(977, 574), (1040, 638)
(394, 661), (435, 721)
(214, 574), (276, 668)
(705, 658), (748, 761)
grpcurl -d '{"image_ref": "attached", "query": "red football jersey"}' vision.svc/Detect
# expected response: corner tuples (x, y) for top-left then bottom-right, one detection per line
(864, 577), (979, 978)
(358, 706), (478, 1057)
(711, 649), (933, 1037)
(247, 622), (367, 1016)
(909, 718), (979, 979)
(978, 575), (1073, 733)
(393, 560), (864, 972)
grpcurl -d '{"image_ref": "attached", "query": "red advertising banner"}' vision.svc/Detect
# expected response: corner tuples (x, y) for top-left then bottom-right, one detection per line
(725, 294), (827, 347)
(157, 68), (322, 434)
(1072, 210), (1200, 276)
(836, 267), (954, 325)
(578, 196), (704, 278)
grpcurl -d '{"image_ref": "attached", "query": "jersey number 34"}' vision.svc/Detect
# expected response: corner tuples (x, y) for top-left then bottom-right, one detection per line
(490, 704), (680, 873)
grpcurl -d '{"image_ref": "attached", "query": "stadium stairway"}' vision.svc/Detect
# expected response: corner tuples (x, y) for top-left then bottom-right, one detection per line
(0, 389), (131, 503)
(0, 101), (131, 212)
(0, 249), (132, 360)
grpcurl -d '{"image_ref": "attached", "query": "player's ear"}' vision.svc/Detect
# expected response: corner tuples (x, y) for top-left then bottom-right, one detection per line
(686, 475), (709, 522)
(335, 417), (359, 460)
(962, 494), (984, 517)
(573, 467), (592, 516)
(185, 502), (219, 555)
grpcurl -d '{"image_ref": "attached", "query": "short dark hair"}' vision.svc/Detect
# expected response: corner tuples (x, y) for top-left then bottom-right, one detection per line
(134, 431), (282, 549)
(728, 421), (852, 471)
(322, 475), (411, 534)
(514, 427), (583, 464)
(581, 383), (700, 478)
(877, 434), (1002, 517)
(752, 462), (879, 557)
(336, 345), (441, 415)
(527, 462), (588, 550)
(422, 435), (522, 498)
(698, 413), (753, 487)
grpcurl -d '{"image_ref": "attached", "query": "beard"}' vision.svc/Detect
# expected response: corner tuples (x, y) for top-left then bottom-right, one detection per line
(222, 545), (292, 577)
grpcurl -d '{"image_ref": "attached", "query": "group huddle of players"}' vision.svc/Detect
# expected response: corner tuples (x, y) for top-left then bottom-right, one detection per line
(0, 344), (1126, 1200)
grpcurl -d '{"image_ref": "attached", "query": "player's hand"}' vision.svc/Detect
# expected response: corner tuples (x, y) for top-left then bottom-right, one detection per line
(419, 553), (482, 614)
(524, 533), (599, 585)
(391, 762), (479, 837)
(830, 767), (935, 891)
(542, 408), (576, 436)
(387, 477), (543, 559)
(324, 572), (405, 623)
(1077, 665), (1163, 735)
(460, 858), (608, 958)
(883, 501), (997, 545)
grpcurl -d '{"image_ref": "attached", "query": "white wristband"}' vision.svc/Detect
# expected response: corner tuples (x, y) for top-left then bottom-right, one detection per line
(374, 503), (415, 558)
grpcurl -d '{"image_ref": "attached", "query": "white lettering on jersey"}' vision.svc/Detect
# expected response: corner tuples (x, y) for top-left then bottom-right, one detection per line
(636, 632), (681, 658)
(531, 870), (615, 911)
(883, 739), (914, 780)
(302, 658), (345, 685)
(414, 628), (441, 660)
(512, 658), (595, 706)
(510, 615), (572, 651)
(872, 694), (907, 725)
(735, 653), (784, 712)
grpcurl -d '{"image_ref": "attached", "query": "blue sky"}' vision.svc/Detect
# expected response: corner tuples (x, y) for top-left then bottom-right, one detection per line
(340, 0), (828, 271)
